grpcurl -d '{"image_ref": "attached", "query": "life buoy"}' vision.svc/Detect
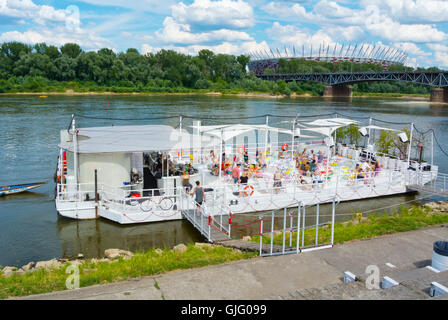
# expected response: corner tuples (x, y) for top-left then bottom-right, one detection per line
(237, 146), (246, 154)
(243, 185), (254, 197)
(281, 144), (289, 152)
(176, 150), (183, 157)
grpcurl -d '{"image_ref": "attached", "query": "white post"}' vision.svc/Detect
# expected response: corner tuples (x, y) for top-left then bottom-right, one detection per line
(367, 117), (372, 146)
(291, 120), (295, 158)
(219, 128), (223, 181)
(331, 198), (336, 245)
(72, 115), (79, 196)
(296, 202), (301, 253)
(265, 115), (269, 157)
(407, 123), (414, 167)
(431, 130), (434, 166)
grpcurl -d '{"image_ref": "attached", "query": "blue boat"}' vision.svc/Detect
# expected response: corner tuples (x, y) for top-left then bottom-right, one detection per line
(0, 181), (48, 196)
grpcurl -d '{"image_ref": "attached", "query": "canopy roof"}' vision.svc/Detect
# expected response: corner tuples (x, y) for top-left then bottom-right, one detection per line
(361, 125), (402, 132)
(301, 126), (342, 137)
(303, 118), (357, 127)
(59, 125), (210, 154)
(196, 124), (295, 141)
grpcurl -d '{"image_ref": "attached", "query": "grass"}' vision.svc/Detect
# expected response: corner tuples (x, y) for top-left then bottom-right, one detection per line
(0, 244), (255, 300)
(251, 204), (448, 248)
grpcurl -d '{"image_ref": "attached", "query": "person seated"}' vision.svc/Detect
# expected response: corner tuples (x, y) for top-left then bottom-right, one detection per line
(355, 164), (364, 179)
(273, 169), (282, 194)
(181, 170), (192, 194)
(154, 167), (162, 179)
(317, 151), (324, 164)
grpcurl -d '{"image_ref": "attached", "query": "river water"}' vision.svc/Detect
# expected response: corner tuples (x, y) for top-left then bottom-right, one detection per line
(1, 94), (448, 267)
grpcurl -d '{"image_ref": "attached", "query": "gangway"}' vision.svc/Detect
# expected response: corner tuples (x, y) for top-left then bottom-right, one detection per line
(407, 172), (448, 197)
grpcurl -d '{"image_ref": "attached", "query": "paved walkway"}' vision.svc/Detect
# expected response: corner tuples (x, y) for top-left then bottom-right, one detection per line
(16, 224), (448, 300)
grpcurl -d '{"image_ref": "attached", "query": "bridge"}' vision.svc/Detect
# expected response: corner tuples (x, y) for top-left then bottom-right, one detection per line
(258, 71), (448, 102)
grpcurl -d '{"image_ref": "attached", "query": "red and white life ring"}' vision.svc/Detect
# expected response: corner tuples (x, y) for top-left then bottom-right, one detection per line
(281, 144), (289, 152)
(237, 146), (246, 154)
(243, 185), (255, 197)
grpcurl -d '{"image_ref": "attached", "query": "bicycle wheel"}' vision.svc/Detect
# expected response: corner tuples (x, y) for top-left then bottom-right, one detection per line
(159, 197), (173, 210)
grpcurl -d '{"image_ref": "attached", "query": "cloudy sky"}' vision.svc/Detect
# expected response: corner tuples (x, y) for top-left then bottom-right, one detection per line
(0, 0), (447, 68)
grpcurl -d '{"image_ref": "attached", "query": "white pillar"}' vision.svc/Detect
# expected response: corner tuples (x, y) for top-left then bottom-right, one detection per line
(219, 128), (223, 181)
(264, 115), (269, 157)
(367, 117), (372, 146)
(72, 115), (78, 193)
(431, 130), (434, 166)
(407, 123), (414, 167)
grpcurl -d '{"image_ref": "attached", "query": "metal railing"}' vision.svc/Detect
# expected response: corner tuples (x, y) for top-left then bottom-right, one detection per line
(258, 198), (337, 256)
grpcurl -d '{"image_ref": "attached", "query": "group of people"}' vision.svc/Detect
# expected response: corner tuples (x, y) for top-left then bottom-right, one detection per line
(354, 160), (381, 180)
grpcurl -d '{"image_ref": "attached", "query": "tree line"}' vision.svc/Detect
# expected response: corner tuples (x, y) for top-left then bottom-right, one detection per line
(0, 41), (438, 96)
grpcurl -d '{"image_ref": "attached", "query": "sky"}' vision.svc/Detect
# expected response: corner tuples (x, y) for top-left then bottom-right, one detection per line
(0, 0), (447, 68)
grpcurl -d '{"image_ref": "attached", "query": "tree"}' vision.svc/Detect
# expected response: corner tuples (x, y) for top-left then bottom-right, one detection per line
(60, 43), (82, 59)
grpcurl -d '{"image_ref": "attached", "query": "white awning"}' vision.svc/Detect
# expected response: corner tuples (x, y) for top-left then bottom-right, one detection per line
(302, 126), (342, 137)
(59, 125), (212, 154)
(196, 124), (295, 141)
(304, 118), (357, 127)
(361, 125), (402, 132)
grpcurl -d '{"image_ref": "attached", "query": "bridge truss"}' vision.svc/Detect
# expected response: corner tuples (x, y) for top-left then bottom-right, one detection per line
(259, 71), (448, 87)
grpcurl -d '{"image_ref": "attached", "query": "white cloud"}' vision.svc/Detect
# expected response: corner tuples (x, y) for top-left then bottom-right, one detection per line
(365, 14), (447, 43)
(0, 0), (75, 25)
(427, 44), (448, 68)
(171, 0), (255, 29)
(266, 22), (334, 51)
(263, 0), (448, 43)
(0, 27), (111, 50)
(155, 16), (253, 45)
(361, 0), (448, 23)
(393, 42), (431, 57)
(142, 40), (268, 56)
(76, 0), (177, 14)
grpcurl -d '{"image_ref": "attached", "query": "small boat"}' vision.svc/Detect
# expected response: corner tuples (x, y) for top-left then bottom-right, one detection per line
(0, 181), (48, 196)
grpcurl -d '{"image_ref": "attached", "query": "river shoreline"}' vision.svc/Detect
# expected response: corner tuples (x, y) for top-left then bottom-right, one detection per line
(1, 200), (448, 300)
(0, 90), (431, 101)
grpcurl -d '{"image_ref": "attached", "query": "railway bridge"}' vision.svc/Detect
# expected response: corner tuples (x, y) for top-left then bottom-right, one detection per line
(258, 71), (448, 103)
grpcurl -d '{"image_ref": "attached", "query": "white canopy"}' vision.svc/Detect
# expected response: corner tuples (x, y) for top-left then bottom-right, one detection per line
(196, 124), (296, 141)
(302, 126), (342, 137)
(59, 125), (217, 154)
(361, 125), (402, 132)
(304, 118), (357, 127)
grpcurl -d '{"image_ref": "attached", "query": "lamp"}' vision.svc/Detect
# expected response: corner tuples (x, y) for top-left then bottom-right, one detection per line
(398, 132), (408, 143)
(359, 127), (368, 137)
(294, 128), (301, 137)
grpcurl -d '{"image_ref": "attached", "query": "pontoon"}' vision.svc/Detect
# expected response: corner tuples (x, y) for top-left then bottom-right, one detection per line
(54, 115), (437, 224)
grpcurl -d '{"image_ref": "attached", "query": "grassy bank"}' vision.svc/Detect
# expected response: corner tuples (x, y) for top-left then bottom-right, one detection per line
(251, 204), (448, 248)
(2, 204), (446, 299)
(0, 244), (255, 299)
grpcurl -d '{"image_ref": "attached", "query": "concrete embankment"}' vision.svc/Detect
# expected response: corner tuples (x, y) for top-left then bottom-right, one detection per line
(16, 224), (448, 300)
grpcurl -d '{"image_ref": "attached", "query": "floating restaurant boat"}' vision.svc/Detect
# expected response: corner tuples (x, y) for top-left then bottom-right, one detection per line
(54, 114), (438, 224)
(0, 181), (47, 196)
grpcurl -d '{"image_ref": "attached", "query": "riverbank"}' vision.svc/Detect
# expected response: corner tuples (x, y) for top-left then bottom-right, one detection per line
(15, 220), (448, 300)
(1, 201), (448, 299)
(0, 244), (255, 299)
(0, 89), (430, 100)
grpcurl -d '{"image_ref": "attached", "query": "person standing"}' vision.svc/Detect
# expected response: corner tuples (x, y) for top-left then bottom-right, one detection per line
(191, 181), (205, 216)
(232, 163), (241, 184)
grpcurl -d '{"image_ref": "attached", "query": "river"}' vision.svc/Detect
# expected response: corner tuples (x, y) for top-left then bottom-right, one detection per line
(1, 94), (447, 267)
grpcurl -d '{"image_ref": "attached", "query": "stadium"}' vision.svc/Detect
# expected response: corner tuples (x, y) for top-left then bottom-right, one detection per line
(248, 43), (408, 75)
